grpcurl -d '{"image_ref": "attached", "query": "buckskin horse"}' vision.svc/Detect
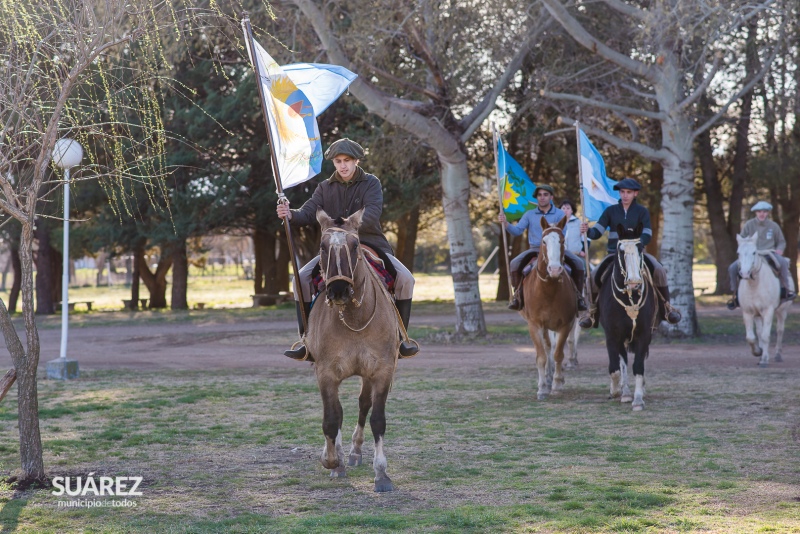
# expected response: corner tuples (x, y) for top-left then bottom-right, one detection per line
(596, 223), (657, 411)
(520, 216), (577, 400)
(735, 233), (793, 367)
(305, 208), (402, 492)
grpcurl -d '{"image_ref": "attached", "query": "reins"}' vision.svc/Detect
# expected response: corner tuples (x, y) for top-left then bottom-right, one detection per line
(611, 238), (657, 345)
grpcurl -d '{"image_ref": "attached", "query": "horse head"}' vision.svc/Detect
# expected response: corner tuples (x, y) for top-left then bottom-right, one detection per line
(317, 208), (364, 306)
(539, 215), (567, 280)
(615, 222), (645, 288)
(736, 233), (760, 280)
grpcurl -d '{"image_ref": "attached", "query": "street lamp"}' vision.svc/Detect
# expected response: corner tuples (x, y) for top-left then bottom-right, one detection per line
(46, 138), (83, 380)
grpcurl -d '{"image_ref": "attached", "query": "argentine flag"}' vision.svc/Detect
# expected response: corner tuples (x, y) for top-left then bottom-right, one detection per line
(578, 129), (619, 220)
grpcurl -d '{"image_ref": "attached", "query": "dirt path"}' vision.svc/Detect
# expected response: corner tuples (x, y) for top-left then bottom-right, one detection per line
(1, 305), (797, 372)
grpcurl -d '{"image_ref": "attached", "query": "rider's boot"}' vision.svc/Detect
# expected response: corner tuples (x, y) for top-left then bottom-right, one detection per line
(575, 276), (588, 311)
(396, 299), (419, 358)
(657, 286), (682, 324)
(284, 301), (314, 361)
(726, 294), (739, 310)
(507, 271), (523, 310)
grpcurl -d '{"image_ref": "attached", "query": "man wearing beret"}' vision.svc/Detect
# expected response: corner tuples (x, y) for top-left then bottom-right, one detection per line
(578, 177), (681, 328)
(499, 184), (588, 312)
(276, 138), (418, 360)
(726, 201), (796, 309)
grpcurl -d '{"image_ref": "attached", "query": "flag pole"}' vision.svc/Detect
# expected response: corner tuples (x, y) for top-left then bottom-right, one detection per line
(491, 122), (514, 301)
(574, 122), (593, 300)
(242, 14), (307, 333)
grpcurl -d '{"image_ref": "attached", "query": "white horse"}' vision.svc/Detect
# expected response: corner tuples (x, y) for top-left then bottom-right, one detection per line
(736, 234), (793, 367)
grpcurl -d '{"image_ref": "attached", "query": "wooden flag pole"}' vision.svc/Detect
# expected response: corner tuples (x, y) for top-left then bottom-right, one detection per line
(242, 14), (307, 333)
(491, 122), (514, 301)
(574, 122), (593, 300)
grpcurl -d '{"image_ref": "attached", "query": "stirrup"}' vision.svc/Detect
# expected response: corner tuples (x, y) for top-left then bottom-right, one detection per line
(284, 340), (313, 362)
(726, 297), (738, 310)
(578, 313), (596, 329)
(577, 296), (588, 311)
(786, 291), (796, 300)
(664, 302), (681, 324)
(399, 340), (420, 359)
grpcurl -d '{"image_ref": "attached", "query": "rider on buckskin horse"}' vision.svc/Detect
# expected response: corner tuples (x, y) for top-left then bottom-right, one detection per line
(276, 138), (418, 361)
(577, 177), (682, 329)
(726, 200), (797, 310)
(498, 184), (588, 312)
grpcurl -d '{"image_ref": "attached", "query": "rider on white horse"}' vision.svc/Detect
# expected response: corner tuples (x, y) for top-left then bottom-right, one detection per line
(727, 201), (796, 310)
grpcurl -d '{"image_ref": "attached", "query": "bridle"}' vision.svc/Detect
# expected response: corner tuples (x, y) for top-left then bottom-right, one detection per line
(611, 238), (654, 344)
(319, 226), (376, 331)
(738, 247), (763, 281)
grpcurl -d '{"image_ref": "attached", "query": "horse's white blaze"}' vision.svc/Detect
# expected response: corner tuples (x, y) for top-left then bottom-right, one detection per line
(543, 231), (563, 277)
(619, 240), (642, 285)
(373, 436), (387, 473)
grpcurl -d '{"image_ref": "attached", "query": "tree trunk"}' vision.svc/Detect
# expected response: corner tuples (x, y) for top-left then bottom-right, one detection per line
(659, 123), (699, 336)
(644, 163), (663, 258)
(441, 157), (486, 335)
(262, 230), (281, 295)
(34, 219), (55, 315)
(253, 227), (268, 295)
(138, 249), (172, 308)
(132, 245), (143, 307)
(8, 242), (21, 314)
(395, 206), (420, 272)
(171, 240), (188, 310)
(13, 222), (44, 481)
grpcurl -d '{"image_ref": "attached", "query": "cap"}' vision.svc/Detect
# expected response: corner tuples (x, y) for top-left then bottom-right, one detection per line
(533, 184), (555, 196)
(324, 138), (365, 160)
(751, 201), (773, 211)
(613, 177), (642, 191)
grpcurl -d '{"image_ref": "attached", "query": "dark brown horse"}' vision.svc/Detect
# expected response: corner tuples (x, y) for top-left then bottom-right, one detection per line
(596, 223), (658, 410)
(520, 216), (577, 400)
(305, 208), (401, 492)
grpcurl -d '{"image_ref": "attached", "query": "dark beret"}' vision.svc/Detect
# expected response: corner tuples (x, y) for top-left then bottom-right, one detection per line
(613, 178), (642, 191)
(533, 184), (555, 196)
(324, 138), (365, 160)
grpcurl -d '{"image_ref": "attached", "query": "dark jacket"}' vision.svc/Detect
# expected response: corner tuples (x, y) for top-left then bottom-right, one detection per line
(587, 199), (652, 252)
(289, 167), (393, 256)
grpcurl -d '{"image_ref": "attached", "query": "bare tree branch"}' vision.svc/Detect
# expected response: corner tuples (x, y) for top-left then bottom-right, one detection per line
(543, 90), (666, 120)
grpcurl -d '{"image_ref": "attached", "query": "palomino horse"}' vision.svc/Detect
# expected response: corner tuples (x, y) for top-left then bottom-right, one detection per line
(736, 234), (793, 367)
(597, 223), (657, 411)
(305, 208), (401, 492)
(520, 216), (577, 400)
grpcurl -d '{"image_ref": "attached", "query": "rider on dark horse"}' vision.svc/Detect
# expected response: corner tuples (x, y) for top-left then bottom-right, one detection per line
(498, 184), (588, 312)
(276, 138), (419, 361)
(578, 178), (682, 329)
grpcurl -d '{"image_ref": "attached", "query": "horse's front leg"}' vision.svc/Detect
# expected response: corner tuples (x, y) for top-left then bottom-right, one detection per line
(619, 352), (633, 403)
(631, 345), (647, 411)
(349, 378), (372, 467)
(370, 378), (394, 492)
(318, 377), (346, 477)
(550, 326), (571, 393)
(565, 323), (579, 370)
(606, 337), (625, 399)
(756, 308), (775, 368)
(743, 311), (761, 358)
(530, 325), (550, 400)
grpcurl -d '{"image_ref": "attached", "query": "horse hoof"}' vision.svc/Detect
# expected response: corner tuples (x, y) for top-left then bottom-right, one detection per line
(774, 354), (783, 363)
(632, 404), (644, 412)
(620, 395), (633, 403)
(348, 453), (362, 467)
(758, 362), (768, 368)
(374, 476), (394, 493)
(752, 348), (763, 357)
(537, 393), (549, 401)
(330, 466), (347, 478)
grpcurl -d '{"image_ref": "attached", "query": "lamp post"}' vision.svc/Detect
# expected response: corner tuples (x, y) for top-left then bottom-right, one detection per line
(46, 138), (82, 380)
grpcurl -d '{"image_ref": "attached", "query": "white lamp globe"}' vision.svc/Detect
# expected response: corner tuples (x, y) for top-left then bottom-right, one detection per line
(52, 138), (83, 170)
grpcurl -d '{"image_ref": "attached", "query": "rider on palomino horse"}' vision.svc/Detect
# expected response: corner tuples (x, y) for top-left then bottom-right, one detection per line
(276, 138), (419, 361)
(578, 178), (682, 329)
(498, 184), (588, 312)
(726, 201), (796, 310)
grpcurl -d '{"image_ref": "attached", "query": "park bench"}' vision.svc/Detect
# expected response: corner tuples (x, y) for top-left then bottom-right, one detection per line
(694, 286), (711, 296)
(251, 292), (292, 307)
(121, 298), (149, 310)
(57, 301), (95, 312)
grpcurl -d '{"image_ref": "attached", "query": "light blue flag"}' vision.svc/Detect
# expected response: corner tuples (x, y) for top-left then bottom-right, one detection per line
(578, 129), (619, 220)
(283, 63), (358, 116)
(497, 139), (537, 222)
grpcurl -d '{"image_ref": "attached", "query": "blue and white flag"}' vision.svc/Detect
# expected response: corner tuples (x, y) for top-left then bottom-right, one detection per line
(578, 129), (619, 220)
(248, 37), (357, 189)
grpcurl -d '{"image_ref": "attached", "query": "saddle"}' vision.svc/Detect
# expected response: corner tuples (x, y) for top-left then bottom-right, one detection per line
(312, 244), (395, 296)
(760, 251), (782, 278)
